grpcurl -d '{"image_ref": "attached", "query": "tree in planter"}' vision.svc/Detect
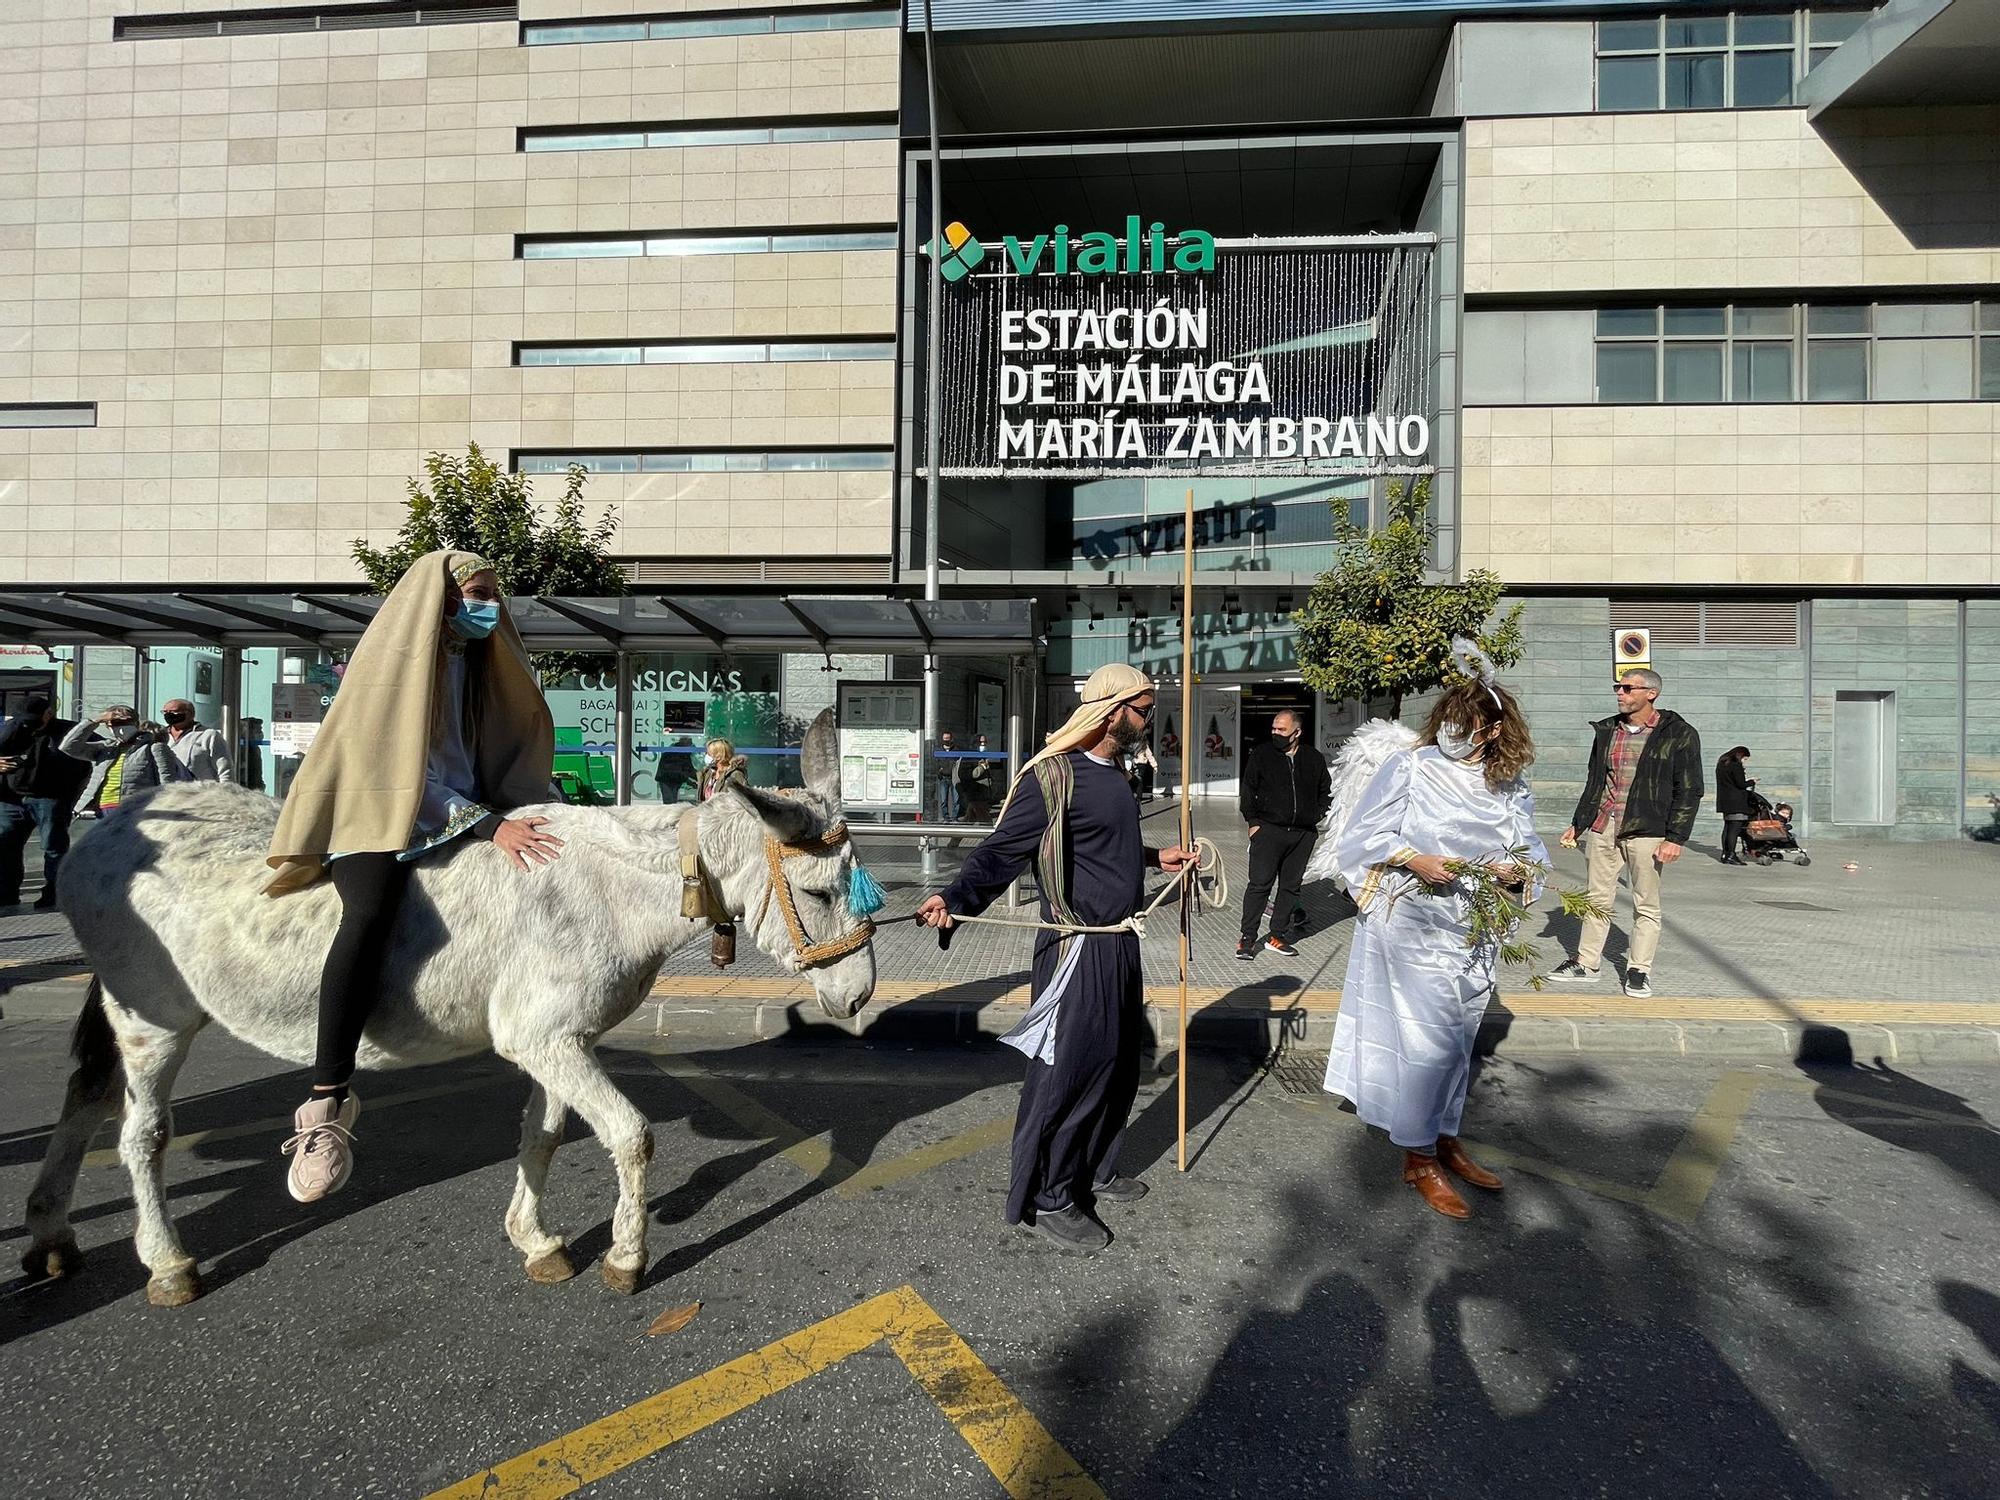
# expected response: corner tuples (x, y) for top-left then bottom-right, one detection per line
(1294, 477), (1523, 719)
(351, 444), (625, 684)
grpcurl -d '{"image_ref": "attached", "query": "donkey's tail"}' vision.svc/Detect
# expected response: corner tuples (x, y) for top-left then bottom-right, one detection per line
(70, 978), (120, 1098)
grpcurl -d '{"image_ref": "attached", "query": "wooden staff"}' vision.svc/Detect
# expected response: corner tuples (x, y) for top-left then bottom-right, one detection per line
(1177, 485), (1195, 1173)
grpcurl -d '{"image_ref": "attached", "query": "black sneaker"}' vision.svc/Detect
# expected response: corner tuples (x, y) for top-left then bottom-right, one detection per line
(1022, 1204), (1110, 1251)
(1265, 936), (1299, 957)
(1235, 938), (1256, 962)
(1090, 1173), (1149, 1204)
(1622, 969), (1653, 999)
(1547, 959), (1599, 983)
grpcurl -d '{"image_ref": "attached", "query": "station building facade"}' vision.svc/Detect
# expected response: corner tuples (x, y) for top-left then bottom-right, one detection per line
(1, 0), (1995, 839)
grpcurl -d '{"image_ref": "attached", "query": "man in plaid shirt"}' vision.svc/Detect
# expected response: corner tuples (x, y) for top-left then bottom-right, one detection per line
(1548, 668), (1704, 999)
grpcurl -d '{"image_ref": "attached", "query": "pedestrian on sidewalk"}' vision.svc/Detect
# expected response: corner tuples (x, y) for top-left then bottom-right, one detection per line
(917, 663), (1196, 1253)
(262, 552), (558, 1205)
(1548, 668), (1704, 999)
(1236, 709), (1331, 960)
(1716, 746), (1754, 865)
(698, 737), (748, 801)
(1321, 667), (1544, 1220)
(932, 729), (963, 823)
(160, 698), (232, 782)
(961, 733), (999, 821)
(60, 706), (190, 819)
(0, 695), (89, 911)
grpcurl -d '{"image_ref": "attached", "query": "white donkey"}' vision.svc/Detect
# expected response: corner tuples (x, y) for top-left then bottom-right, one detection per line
(20, 710), (876, 1307)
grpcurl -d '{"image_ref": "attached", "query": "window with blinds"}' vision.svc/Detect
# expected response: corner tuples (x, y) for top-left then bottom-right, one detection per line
(1610, 601), (1801, 648)
(115, 4), (515, 41)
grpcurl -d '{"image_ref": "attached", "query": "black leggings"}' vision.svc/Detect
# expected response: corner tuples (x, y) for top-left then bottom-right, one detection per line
(313, 852), (412, 1090)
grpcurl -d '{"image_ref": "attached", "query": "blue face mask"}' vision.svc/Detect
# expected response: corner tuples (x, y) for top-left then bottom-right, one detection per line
(450, 600), (501, 640)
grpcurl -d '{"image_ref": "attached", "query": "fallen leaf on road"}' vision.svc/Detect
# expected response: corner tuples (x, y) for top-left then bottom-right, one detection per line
(647, 1301), (701, 1336)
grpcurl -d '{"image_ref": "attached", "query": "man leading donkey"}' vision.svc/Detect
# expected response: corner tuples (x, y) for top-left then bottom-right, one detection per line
(919, 664), (1197, 1251)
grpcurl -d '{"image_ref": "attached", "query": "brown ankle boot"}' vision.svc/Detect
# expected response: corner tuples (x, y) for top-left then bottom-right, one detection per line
(1437, 1135), (1502, 1191)
(1403, 1151), (1471, 1219)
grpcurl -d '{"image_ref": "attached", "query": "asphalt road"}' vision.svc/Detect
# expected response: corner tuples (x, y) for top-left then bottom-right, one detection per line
(2, 1015), (1996, 1499)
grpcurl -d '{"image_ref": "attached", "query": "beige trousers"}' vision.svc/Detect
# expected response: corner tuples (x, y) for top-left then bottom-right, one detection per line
(1577, 818), (1665, 972)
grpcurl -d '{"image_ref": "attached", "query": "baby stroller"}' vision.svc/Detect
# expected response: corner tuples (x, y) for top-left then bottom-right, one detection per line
(1743, 790), (1810, 866)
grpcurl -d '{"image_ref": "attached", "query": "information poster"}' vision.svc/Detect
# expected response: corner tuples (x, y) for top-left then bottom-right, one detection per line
(268, 682), (325, 757)
(837, 680), (922, 812)
(1199, 686), (1240, 797)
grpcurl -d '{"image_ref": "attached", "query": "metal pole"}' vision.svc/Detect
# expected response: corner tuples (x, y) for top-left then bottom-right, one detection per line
(919, 0), (945, 881)
(132, 647), (150, 719)
(220, 647), (242, 784)
(1004, 653), (1024, 907)
(614, 648), (634, 806)
(1799, 599), (1814, 842)
(1959, 597), (1970, 837)
(1177, 486), (1196, 1174)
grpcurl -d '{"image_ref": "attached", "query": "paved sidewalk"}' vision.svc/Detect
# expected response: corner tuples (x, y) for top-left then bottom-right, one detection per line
(5, 813), (1997, 1058)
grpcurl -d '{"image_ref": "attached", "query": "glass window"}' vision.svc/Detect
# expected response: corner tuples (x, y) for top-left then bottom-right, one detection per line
(524, 23), (648, 44)
(1733, 341), (1794, 401)
(1598, 308), (1660, 337)
(1873, 302), (1974, 336)
(1733, 49), (1793, 107)
(650, 15), (769, 38)
(524, 131), (646, 153)
(1733, 305), (1793, 336)
(1810, 11), (1870, 45)
(1981, 303), (2000, 332)
(1665, 51), (1727, 109)
(1664, 342), (1725, 401)
(1808, 305), (1870, 335)
(519, 346), (643, 366)
(1598, 19), (1660, 50)
(1808, 340), (1869, 400)
(1981, 339), (2000, 399)
(524, 239), (645, 259)
(646, 235), (771, 256)
(1664, 17), (1728, 47)
(0, 402), (95, 427)
(767, 340), (893, 362)
(1598, 343), (1659, 402)
(1665, 307), (1727, 335)
(647, 126), (769, 148)
(1598, 55), (1660, 111)
(644, 343), (765, 364)
(1734, 14), (1795, 45)
(1873, 338), (1973, 401)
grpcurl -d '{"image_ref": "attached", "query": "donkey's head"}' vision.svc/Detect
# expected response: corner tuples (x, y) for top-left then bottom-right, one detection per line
(706, 708), (877, 1019)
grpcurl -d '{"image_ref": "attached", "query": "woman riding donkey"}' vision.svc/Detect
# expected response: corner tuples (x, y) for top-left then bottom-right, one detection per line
(267, 550), (559, 1202)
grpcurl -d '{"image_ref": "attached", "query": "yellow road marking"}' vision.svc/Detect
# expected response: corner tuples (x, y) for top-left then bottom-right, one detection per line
(423, 1284), (1104, 1500)
(79, 1073), (514, 1169)
(643, 974), (1999, 1027)
(649, 1053), (859, 1183)
(836, 1114), (1015, 1200)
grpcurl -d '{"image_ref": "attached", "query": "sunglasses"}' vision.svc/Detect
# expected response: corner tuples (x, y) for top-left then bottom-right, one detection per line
(1613, 684), (1649, 693)
(1124, 699), (1157, 721)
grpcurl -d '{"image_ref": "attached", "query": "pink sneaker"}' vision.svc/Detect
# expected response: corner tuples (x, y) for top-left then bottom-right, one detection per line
(283, 1093), (360, 1203)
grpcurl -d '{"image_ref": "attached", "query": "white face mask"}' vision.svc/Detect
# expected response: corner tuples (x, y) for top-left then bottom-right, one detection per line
(1436, 722), (1483, 761)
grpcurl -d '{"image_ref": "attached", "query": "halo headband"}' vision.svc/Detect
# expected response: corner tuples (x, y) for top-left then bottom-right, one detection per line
(1450, 636), (1504, 711)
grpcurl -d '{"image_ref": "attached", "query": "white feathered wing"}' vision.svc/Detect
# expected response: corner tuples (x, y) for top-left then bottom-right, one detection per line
(1303, 718), (1419, 888)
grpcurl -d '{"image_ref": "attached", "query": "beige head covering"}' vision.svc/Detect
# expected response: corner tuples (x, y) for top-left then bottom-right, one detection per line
(997, 662), (1155, 819)
(263, 549), (555, 895)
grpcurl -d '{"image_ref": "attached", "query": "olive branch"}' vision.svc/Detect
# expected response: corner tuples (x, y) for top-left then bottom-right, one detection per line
(1440, 845), (1609, 991)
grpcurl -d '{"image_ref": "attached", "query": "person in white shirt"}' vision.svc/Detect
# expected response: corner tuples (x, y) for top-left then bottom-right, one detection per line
(160, 700), (233, 783)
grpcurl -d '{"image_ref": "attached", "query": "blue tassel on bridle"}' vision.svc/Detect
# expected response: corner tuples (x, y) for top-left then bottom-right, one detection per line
(847, 861), (887, 918)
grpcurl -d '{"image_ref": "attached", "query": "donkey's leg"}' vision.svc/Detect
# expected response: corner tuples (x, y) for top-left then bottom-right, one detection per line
(21, 1048), (124, 1280)
(113, 1017), (204, 1308)
(512, 1042), (653, 1296)
(507, 1081), (576, 1284)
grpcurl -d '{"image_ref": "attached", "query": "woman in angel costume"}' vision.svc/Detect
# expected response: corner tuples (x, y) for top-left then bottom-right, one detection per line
(1304, 642), (1547, 1219)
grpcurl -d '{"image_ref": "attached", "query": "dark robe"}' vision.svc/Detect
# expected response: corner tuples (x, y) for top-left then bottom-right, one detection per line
(939, 750), (1155, 1222)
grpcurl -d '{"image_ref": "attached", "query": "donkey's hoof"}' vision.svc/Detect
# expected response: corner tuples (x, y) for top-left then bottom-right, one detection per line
(146, 1265), (204, 1308)
(600, 1258), (643, 1296)
(526, 1248), (577, 1285)
(21, 1239), (84, 1281)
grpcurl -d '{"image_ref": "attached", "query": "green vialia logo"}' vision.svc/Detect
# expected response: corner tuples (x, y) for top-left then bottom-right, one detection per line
(929, 216), (1216, 279)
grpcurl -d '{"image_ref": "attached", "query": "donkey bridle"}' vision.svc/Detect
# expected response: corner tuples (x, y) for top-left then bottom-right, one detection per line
(759, 820), (875, 969)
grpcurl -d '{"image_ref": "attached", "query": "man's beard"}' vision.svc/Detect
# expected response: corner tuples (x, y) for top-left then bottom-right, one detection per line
(1109, 716), (1145, 751)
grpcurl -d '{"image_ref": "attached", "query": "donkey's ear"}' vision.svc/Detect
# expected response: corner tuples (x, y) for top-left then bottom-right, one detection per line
(730, 782), (816, 845)
(800, 708), (839, 804)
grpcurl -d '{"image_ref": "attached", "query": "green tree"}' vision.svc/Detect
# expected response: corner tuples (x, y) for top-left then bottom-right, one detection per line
(352, 443), (625, 598)
(352, 444), (625, 682)
(1293, 477), (1523, 717)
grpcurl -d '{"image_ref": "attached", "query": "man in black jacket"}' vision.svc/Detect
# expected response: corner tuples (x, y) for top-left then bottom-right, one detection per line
(1236, 709), (1332, 960)
(0, 695), (89, 911)
(1548, 668), (1704, 998)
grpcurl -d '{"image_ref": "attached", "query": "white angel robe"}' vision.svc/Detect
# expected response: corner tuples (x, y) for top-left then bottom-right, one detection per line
(1321, 746), (1549, 1147)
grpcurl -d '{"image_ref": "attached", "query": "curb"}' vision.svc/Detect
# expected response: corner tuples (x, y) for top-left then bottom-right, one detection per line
(7, 976), (1997, 1066)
